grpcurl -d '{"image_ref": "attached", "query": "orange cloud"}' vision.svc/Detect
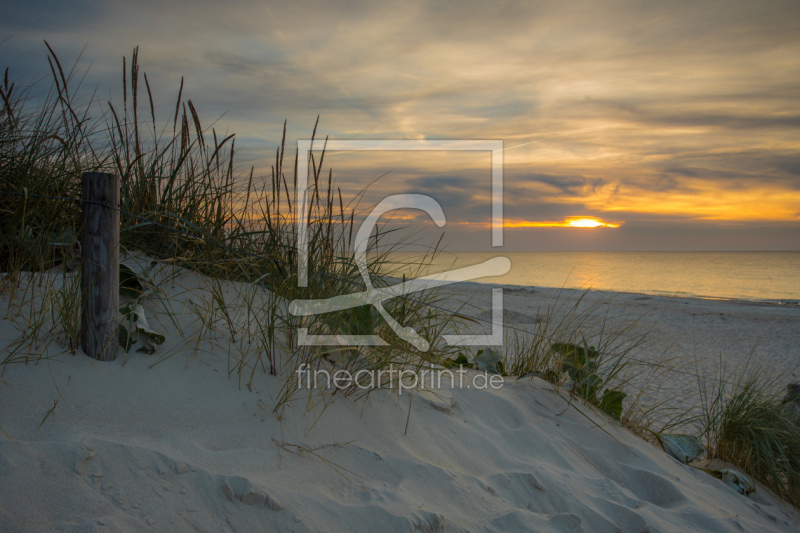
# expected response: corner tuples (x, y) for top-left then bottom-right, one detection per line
(580, 182), (800, 222)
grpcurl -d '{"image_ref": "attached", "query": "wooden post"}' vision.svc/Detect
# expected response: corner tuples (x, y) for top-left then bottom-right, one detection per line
(80, 172), (120, 361)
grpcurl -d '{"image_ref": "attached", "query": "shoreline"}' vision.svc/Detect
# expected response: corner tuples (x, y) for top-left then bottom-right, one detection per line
(384, 250), (800, 303)
(486, 281), (800, 308)
(386, 274), (800, 309)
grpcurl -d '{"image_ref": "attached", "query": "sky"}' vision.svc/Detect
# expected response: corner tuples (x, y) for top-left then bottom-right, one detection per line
(2, 0), (799, 251)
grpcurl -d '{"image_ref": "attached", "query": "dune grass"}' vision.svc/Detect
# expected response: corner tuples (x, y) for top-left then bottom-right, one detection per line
(691, 357), (800, 506)
(0, 44), (461, 406)
(481, 289), (678, 429)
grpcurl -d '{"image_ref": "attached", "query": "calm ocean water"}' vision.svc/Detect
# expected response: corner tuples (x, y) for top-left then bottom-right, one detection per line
(386, 251), (800, 302)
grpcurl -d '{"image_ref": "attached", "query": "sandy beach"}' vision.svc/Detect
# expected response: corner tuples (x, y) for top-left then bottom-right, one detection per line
(451, 282), (800, 408)
(1, 258), (799, 532)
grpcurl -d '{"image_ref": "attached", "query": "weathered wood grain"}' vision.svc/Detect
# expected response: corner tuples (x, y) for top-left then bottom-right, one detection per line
(80, 172), (120, 361)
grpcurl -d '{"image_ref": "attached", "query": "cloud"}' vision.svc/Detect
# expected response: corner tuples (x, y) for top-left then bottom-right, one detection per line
(2, 0), (799, 249)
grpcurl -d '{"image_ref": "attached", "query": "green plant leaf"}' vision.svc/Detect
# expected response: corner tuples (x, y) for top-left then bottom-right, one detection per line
(598, 389), (626, 420)
(119, 264), (145, 298)
(552, 342), (599, 360)
(474, 347), (503, 374)
(443, 354), (473, 369)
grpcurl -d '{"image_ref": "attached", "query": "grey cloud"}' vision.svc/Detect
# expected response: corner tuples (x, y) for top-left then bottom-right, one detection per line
(515, 174), (607, 196)
(660, 166), (702, 179)
(643, 113), (800, 131)
(0, 0), (105, 34)
(561, 97), (800, 131)
(405, 175), (483, 213)
(204, 50), (284, 75)
(503, 200), (584, 221)
(772, 158), (800, 179)
(2, 0), (799, 250)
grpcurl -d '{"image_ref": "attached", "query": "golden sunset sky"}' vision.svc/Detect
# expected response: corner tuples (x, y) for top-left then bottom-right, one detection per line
(2, 0), (798, 250)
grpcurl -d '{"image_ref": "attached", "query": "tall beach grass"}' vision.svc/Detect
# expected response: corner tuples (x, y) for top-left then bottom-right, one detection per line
(692, 357), (800, 505)
(0, 44), (463, 405)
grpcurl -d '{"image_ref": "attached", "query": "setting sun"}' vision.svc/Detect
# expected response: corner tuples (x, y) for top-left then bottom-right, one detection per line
(564, 218), (619, 228)
(500, 217), (621, 229)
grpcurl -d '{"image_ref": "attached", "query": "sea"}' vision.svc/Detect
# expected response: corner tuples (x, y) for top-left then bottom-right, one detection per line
(385, 251), (800, 303)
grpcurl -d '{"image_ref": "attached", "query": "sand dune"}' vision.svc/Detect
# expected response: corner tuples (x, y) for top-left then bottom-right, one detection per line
(1, 261), (799, 532)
